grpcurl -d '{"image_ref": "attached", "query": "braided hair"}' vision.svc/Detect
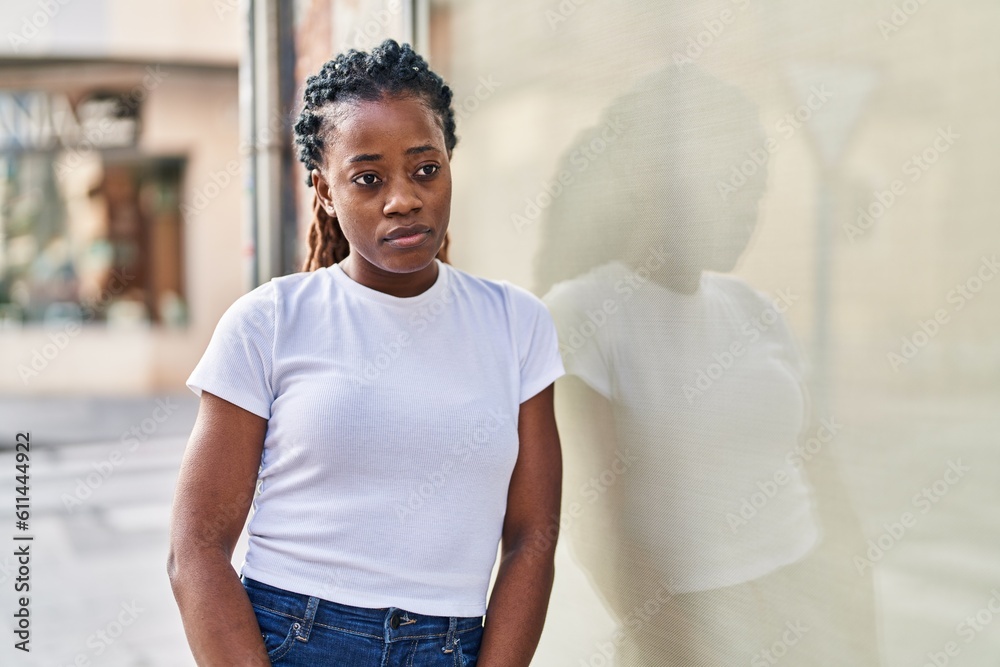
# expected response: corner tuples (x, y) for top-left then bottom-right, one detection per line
(294, 39), (458, 272)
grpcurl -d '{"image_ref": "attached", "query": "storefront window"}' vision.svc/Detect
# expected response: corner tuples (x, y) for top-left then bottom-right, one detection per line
(0, 89), (186, 328)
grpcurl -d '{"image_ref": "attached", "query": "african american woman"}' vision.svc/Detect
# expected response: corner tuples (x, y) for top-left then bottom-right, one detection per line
(167, 40), (566, 667)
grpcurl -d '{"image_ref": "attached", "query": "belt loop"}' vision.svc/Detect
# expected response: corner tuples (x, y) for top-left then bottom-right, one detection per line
(297, 596), (321, 642)
(442, 616), (458, 653)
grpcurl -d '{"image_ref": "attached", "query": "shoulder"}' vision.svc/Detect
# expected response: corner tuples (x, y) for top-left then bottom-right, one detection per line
(703, 271), (774, 312)
(443, 261), (507, 299)
(444, 264), (555, 338)
(217, 269), (327, 332)
(269, 267), (330, 300)
(262, 267), (340, 323)
(215, 279), (276, 333)
(227, 269), (318, 309)
(542, 261), (623, 315)
(444, 262), (538, 315)
(704, 272), (801, 344)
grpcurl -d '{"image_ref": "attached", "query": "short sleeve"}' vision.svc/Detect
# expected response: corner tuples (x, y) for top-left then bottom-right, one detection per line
(504, 282), (566, 403)
(744, 284), (807, 379)
(185, 281), (276, 420)
(542, 277), (613, 400)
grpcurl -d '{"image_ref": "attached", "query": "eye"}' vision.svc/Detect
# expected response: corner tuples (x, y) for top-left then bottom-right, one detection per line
(353, 173), (381, 187)
(416, 164), (439, 178)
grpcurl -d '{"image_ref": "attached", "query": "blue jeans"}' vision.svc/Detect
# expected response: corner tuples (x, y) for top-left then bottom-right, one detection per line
(241, 576), (485, 666)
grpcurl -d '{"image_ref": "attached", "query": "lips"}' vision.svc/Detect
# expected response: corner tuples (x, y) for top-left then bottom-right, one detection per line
(384, 224), (431, 241)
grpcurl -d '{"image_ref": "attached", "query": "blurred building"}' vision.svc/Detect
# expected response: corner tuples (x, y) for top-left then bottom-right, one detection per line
(0, 1), (242, 394)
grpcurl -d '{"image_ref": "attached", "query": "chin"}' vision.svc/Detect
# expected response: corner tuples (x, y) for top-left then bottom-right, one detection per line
(706, 250), (744, 274)
(377, 249), (438, 273)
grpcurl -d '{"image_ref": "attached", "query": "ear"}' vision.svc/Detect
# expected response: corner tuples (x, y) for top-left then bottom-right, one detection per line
(311, 168), (337, 218)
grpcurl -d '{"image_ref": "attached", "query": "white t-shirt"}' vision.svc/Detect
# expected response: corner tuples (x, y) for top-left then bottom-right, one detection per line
(185, 257), (565, 616)
(543, 259), (819, 593)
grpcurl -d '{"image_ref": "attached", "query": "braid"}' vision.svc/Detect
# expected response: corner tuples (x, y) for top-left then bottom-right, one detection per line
(295, 39), (457, 272)
(302, 195), (349, 271)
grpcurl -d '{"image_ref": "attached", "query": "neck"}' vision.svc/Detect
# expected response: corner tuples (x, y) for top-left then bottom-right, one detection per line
(639, 263), (702, 295)
(620, 243), (702, 295)
(340, 253), (440, 298)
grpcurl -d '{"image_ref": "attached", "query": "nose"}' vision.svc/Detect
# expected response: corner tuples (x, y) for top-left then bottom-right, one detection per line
(383, 178), (422, 217)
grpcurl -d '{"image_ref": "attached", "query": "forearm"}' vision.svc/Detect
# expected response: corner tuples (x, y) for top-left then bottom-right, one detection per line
(477, 541), (557, 667)
(168, 548), (270, 666)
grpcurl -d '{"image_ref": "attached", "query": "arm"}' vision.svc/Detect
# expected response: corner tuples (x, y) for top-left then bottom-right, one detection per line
(166, 391), (271, 665)
(552, 374), (628, 613)
(477, 383), (562, 667)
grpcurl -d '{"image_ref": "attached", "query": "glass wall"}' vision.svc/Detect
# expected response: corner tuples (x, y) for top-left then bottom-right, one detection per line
(425, 1), (1000, 665)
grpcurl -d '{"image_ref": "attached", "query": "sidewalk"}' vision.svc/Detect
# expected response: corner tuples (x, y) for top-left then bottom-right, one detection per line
(0, 394), (199, 449)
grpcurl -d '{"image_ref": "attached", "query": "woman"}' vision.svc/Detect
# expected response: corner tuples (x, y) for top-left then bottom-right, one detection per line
(167, 40), (565, 666)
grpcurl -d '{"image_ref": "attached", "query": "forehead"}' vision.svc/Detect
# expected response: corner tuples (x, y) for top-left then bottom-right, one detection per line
(323, 94), (444, 158)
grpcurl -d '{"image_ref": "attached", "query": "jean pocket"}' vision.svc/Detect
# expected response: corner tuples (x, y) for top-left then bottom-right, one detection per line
(243, 582), (304, 662)
(456, 625), (484, 667)
(253, 607), (302, 662)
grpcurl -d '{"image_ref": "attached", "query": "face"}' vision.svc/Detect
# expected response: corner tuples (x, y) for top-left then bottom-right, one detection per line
(311, 94), (452, 277)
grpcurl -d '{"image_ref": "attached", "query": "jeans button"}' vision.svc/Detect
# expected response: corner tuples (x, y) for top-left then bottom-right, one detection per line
(390, 613), (400, 629)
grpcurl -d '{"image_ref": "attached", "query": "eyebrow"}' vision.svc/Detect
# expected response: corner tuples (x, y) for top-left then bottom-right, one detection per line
(346, 144), (439, 164)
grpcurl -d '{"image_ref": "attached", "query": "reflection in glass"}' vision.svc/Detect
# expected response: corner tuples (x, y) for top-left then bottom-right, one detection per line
(538, 65), (880, 666)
